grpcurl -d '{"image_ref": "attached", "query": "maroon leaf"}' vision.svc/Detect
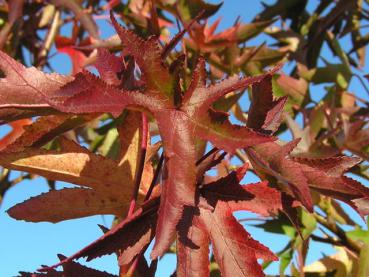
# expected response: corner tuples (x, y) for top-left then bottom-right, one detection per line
(57, 254), (117, 277)
(247, 75), (288, 133)
(177, 166), (280, 276)
(177, 206), (210, 277)
(42, 198), (159, 271)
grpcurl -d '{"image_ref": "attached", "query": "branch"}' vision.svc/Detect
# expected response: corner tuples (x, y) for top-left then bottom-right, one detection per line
(314, 213), (362, 254)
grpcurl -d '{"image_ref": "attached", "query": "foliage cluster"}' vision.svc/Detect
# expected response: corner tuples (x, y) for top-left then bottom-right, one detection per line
(0, 0), (369, 276)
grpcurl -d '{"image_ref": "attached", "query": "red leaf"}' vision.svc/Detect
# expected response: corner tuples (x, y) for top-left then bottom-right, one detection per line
(49, 71), (169, 116)
(0, 118), (32, 151)
(55, 36), (87, 75)
(110, 12), (175, 99)
(249, 142), (369, 215)
(248, 141), (314, 211)
(94, 48), (123, 86)
(199, 203), (276, 277)
(0, 51), (71, 120)
(292, 156), (369, 216)
(182, 63), (281, 117)
(151, 111), (198, 259)
(177, 166), (280, 276)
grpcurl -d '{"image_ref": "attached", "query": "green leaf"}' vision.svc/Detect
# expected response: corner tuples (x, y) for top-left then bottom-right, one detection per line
(98, 128), (119, 159)
(346, 229), (369, 244)
(254, 216), (296, 239)
(300, 209), (317, 239)
(299, 63), (351, 88)
(279, 248), (293, 275)
(177, 0), (222, 22)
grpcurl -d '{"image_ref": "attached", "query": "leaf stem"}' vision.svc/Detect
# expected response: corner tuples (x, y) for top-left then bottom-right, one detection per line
(195, 147), (218, 166)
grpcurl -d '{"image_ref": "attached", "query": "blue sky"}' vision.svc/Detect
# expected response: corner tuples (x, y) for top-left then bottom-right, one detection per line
(1, 0), (369, 276)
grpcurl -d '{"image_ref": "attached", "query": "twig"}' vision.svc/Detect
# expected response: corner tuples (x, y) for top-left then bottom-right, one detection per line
(195, 147), (218, 166)
(38, 10), (61, 68)
(353, 73), (369, 98)
(314, 213), (362, 254)
(345, 146), (369, 162)
(235, 149), (248, 163)
(144, 152), (164, 201)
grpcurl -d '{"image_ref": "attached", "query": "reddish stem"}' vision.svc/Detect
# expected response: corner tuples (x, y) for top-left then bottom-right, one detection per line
(127, 113), (148, 217)
(195, 147), (218, 166)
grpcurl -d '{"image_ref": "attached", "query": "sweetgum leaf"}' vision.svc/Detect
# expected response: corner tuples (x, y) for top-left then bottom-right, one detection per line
(5, 138), (146, 222)
(0, 51), (71, 120)
(0, 21), (280, 260)
(181, 59), (278, 153)
(292, 157), (369, 216)
(248, 141), (315, 211)
(151, 111), (198, 259)
(200, 205), (275, 277)
(8, 187), (128, 223)
(110, 12), (176, 100)
(250, 142), (369, 215)
(177, 0), (222, 23)
(44, 197), (159, 271)
(49, 70), (169, 116)
(4, 114), (96, 152)
(57, 254), (117, 277)
(177, 166), (281, 277)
